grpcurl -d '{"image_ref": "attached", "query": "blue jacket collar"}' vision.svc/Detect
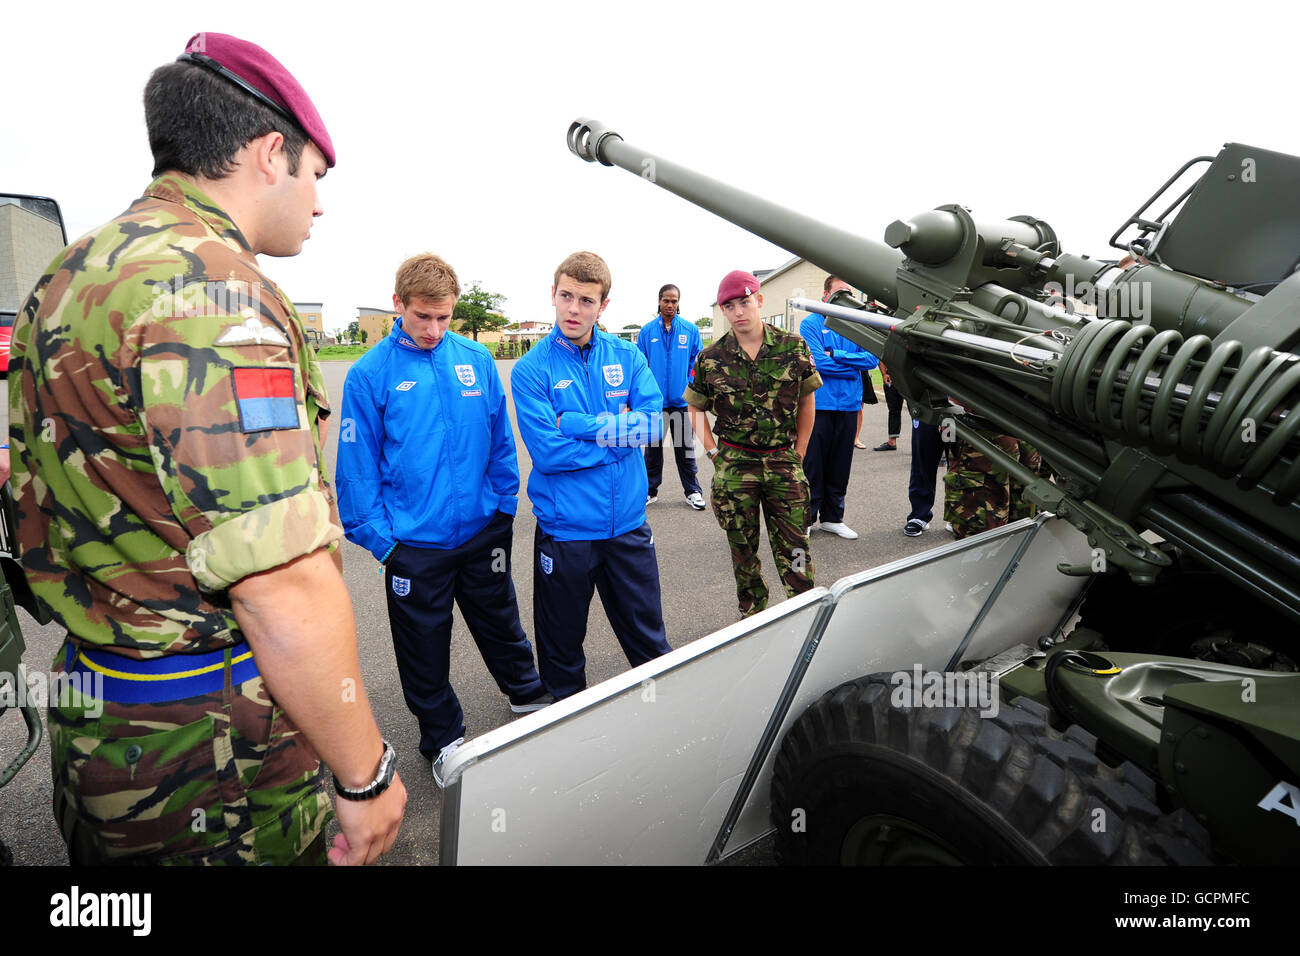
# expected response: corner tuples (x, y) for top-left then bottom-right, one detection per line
(394, 316), (446, 353)
(550, 323), (598, 357)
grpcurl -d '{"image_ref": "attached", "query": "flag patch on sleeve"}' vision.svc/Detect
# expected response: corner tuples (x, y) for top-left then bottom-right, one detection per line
(232, 367), (299, 432)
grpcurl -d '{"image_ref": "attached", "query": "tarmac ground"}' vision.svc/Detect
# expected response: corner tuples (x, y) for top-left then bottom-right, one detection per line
(0, 356), (949, 866)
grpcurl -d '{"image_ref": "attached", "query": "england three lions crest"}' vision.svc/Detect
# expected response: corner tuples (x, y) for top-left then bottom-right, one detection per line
(602, 364), (624, 387)
(456, 365), (476, 387)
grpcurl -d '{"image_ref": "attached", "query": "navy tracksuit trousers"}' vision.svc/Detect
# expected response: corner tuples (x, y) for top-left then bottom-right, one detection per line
(908, 418), (945, 523)
(644, 406), (702, 497)
(804, 409), (857, 525)
(884, 382), (904, 438)
(533, 522), (671, 700)
(385, 512), (543, 759)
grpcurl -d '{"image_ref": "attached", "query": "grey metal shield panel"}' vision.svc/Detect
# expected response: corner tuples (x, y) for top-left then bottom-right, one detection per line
(719, 516), (1093, 856)
(441, 589), (828, 865)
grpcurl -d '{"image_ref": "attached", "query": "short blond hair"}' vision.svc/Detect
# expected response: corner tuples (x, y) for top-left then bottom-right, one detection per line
(395, 253), (460, 305)
(553, 251), (611, 301)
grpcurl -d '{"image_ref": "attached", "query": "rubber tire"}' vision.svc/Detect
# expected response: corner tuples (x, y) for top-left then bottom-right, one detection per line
(771, 674), (1214, 865)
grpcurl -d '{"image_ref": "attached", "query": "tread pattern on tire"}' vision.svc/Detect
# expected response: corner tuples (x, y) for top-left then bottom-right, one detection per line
(770, 673), (1214, 865)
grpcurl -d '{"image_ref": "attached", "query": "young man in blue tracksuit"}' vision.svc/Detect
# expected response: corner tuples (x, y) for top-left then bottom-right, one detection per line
(337, 254), (546, 775)
(636, 284), (705, 510)
(512, 251), (673, 700)
(799, 275), (880, 540)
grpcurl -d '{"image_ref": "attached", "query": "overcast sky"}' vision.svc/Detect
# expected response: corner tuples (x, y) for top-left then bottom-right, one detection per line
(4, 0), (1297, 335)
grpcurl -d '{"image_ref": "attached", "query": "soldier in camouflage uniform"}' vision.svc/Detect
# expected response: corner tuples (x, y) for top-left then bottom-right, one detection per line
(686, 271), (822, 617)
(943, 433), (1044, 538)
(8, 34), (405, 865)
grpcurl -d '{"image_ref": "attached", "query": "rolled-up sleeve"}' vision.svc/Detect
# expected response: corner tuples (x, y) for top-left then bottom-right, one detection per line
(137, 307), (342, 591)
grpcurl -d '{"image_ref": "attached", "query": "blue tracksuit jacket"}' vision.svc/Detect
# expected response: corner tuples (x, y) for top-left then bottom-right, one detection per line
(512, 325), (664, 541)
(636, 314), (701, 408)
(799, 312), (880, 411)
(336, 321), (519, 560)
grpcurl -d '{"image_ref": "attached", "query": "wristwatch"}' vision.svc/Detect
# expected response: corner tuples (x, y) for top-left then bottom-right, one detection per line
(707, 447), (719, 461)
(333, 739), (397, 801)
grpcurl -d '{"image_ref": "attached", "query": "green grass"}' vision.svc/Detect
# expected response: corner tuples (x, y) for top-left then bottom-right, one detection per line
(315, 344), (369, 359)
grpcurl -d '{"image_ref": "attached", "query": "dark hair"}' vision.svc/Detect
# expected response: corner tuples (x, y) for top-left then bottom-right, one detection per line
(658, 284), (680, 299)
(144, 61), (308, 179)
(823, 275), (843, 295)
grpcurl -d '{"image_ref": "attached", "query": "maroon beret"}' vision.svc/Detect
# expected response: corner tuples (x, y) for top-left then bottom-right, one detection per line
(717, 270), (760, 306)
(178, 32), (335, 168)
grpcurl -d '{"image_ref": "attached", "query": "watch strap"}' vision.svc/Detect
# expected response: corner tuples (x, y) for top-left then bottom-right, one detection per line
(333, 739), (396, 801)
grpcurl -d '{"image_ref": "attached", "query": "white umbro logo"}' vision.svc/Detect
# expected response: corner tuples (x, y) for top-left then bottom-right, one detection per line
(396, 381), (416, 391)
(554, 380), (573, 390)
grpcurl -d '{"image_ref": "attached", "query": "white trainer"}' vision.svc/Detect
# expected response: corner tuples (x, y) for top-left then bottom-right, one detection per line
(818, 521), (859, 540)
(432, 736), (465, 786)
(686, 492), (706, 510)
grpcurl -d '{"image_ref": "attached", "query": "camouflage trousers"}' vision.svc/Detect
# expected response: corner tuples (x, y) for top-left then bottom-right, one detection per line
(943, 435), (1043, 540)
(710, 447), (815, 617)
(49, 640), (331, 865)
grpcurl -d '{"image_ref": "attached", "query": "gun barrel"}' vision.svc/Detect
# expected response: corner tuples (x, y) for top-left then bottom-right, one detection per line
(568, 118), (905, 309)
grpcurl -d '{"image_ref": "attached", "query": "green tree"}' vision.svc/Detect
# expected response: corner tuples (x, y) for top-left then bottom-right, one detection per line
(381, 317), (390, 339)
(345, 319), (360, 344)
(454, 281), (508, 341)
(359, 328), (368, 345)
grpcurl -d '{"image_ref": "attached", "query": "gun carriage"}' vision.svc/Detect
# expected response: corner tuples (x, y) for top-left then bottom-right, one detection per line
(565, 121), (1300, 865)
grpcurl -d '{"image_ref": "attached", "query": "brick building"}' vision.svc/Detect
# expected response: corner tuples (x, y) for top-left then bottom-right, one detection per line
(710, 257), (835, 337)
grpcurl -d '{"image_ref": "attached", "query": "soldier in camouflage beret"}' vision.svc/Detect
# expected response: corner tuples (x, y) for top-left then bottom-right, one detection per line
(686, 271), (822, 617)
(8, 32), (405, 865)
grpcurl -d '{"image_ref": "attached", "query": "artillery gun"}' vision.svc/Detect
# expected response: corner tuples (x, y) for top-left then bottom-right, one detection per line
(566, 120), (1300, 865)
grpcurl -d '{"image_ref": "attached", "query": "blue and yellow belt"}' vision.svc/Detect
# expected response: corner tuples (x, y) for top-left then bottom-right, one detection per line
(65, 642), (260, 704)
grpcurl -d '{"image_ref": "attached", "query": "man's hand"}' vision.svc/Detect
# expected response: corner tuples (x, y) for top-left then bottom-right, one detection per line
(794, 391), (816, 461)
(328, 777), (407, 866)
(231, 549), (408, 867)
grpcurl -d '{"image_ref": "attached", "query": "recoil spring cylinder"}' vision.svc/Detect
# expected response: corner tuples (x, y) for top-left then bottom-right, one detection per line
(1052, 319), (1300, 503)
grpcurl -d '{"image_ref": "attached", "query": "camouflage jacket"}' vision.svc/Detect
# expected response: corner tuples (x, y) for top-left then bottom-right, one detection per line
(8, 175), (341, 658)
(684, 324), (821, 449)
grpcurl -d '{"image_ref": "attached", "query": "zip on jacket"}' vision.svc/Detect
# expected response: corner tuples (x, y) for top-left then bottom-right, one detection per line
(512, 325), (664, 541)
(800, 313), (879, 411)
(337, 320), (519, 560)
(636, 314), (702, 408)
